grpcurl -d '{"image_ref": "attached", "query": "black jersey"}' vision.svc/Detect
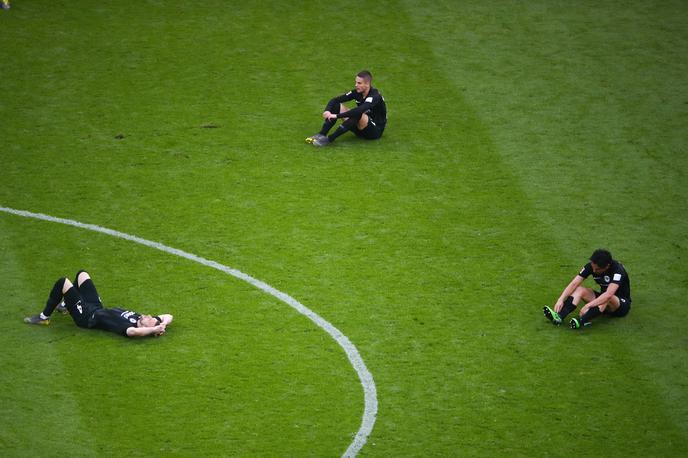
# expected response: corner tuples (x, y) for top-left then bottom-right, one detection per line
(62, 278), (158, 337)
(89, 308), (142, 336)
(327, 87), (387, 126)
(579, 260), (631, 300)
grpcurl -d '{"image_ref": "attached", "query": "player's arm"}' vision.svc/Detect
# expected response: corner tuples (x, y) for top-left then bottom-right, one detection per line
(336, 93), (380, 119)
(158, 314), (174, 326)
(554, 275), (585, 312)
(126, 324), (166, 337)
(326, 91), (356, 110)
(323, 91), (356, 118)
(581, 283), (619, 313)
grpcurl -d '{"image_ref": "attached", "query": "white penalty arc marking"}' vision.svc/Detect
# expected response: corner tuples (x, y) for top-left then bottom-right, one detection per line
(0, 206), (377, 457)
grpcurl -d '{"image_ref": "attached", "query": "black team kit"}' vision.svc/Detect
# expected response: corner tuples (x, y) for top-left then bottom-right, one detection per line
(318, 87), (387, 143)
(559, 260), (632, 327)
(33, 271), (161, 336)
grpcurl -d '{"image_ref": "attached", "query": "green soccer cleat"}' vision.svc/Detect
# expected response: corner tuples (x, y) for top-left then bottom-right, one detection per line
(570, 318), (592, 329)
(543, 306), (562, 325)
(24, 314), (50, 325)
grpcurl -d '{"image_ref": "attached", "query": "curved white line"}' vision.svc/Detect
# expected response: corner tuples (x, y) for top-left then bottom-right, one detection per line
(0, 206), (377, 457)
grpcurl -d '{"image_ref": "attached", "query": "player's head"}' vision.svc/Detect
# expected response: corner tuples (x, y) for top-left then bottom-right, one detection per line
(589, 249), (612, 272)
(137, 315), (159, 327)
(355, 70), (372, 93)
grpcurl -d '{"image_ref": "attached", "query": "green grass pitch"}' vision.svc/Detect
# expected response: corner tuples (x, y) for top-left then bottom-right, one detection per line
(1, 0), (687, 456)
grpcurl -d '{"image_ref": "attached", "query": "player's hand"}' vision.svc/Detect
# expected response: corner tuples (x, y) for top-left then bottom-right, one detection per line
(154, 324), (166, 336)
(598, 302), (607, 313)
(553, 301), (563, 313)
(327, 113), (338, 121)
(322, 111), (332, 120)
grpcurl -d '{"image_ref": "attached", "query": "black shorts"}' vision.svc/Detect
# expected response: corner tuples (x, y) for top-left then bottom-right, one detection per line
(64, 279), (103, 328)
(354, 117), (385, 140)
(594, 291), (631, 317)
(75, 278), (102, 305)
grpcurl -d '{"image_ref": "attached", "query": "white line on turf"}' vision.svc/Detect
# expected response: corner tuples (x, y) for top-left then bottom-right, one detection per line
(0, 206), (377, 457)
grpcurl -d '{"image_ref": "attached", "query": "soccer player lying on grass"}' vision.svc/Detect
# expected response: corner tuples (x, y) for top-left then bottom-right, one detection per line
(306, 70), (387, 147)
(24, 270), (173, 337)
(544, 249), (632, 329)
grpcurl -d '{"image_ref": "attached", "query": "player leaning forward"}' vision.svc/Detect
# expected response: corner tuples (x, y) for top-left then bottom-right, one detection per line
(306, 70), (387, 146)
(24, 270), (173, 337)
(544, 249), (632, 329)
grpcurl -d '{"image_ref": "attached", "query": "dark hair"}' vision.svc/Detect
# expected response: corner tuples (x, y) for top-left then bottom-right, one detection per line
(357, 70), (373, 83)
(589, 249), (612, 267)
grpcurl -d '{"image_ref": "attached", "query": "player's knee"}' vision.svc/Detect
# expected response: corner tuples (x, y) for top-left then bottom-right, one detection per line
(76, 270), (91, 287)
(357, 114), (369, 130)
(573, 286), (587, 296)
(61, 278), (74, 294)
(606, 296), (621, 310)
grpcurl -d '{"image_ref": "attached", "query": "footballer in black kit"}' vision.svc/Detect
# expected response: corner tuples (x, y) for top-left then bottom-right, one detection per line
(579, 260), (631, 305)
(24, 270), (173, 337)
(544, 249), (632, 329)
(306, 70), (387, 146)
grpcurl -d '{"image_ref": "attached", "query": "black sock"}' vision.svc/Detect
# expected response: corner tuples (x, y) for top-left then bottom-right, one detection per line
(319, 102), (341, 136)
(328, 118), (357, 142)
(42, 278), (67, 317)
(559, 296), (576, 319)
(319, 119), (337, 136)
(580, 306), (602, 324)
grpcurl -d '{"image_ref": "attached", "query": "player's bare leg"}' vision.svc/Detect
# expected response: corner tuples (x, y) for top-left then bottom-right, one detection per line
(77, 271), (91, 287)
(600, 295), (621, 313)
(357, 113), (369, 130)
(570, 287), (620, 328)
(572, 286), (596, 305)
(547, 285), (594, 325)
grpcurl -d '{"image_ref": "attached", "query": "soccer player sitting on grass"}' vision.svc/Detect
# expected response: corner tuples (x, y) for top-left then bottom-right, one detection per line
(544, 249), (632, 329)
(306, 70), (387, 147)
(24, 270), (173, 337)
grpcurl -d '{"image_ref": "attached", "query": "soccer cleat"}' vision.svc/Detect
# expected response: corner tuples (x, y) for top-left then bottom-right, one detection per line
(24, 314), (50, 325)
(569, 318), (580, 329)
(543, 306), (562, 325)
(313, 136), (331, 147)
(305, 134), (326, 144)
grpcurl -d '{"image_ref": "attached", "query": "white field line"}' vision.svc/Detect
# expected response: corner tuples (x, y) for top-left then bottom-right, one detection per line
(0, 206), (377, 457)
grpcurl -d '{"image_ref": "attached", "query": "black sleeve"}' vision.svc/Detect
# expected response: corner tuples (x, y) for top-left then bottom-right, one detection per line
(337, 93), (381, 119)
(325, 90), (356, 112)
(578, 263), (592, 278)
(609, 265), (625, 285)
